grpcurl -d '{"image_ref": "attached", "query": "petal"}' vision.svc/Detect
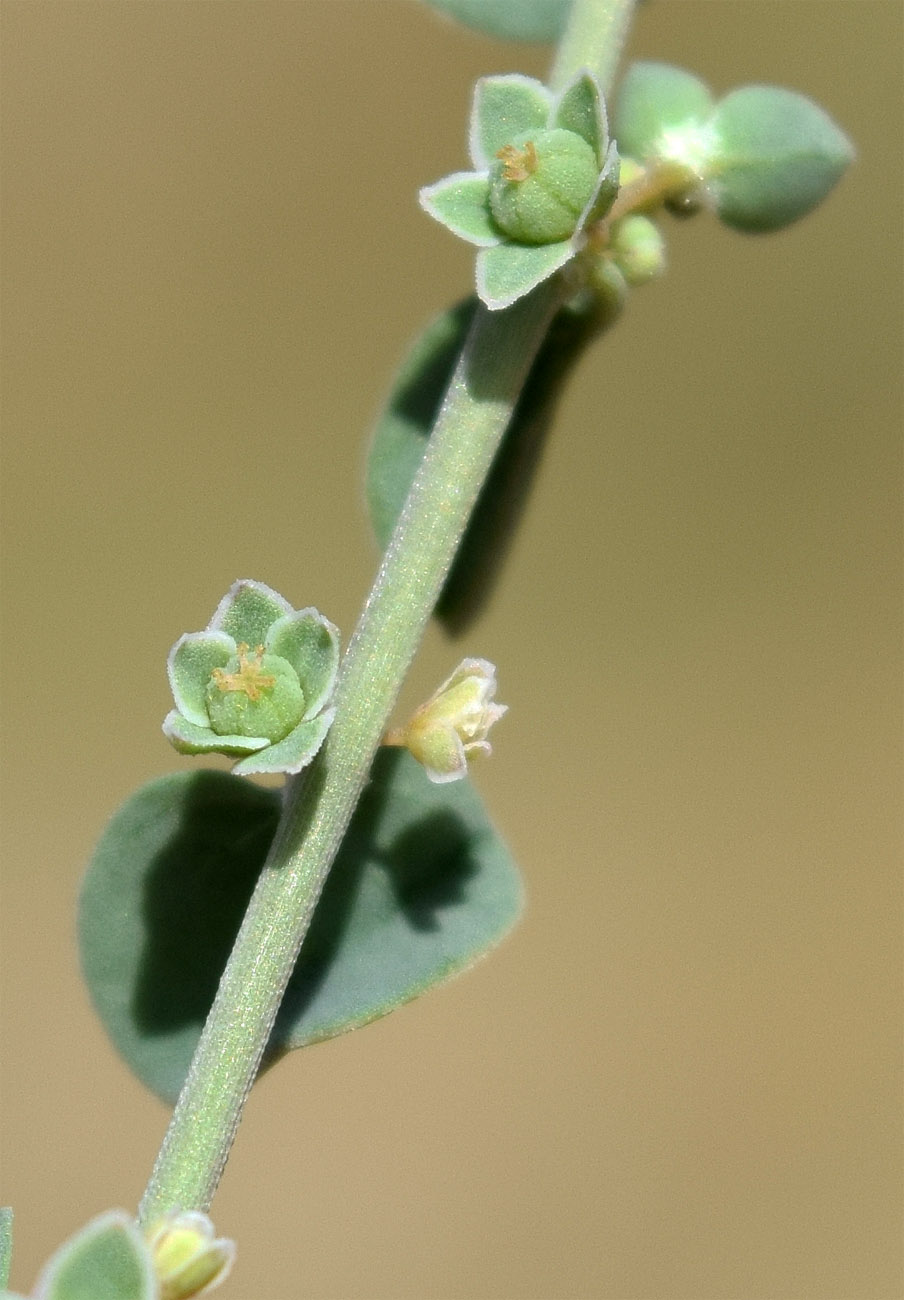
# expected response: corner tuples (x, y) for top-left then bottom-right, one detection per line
(231, 709), (334, 777)
(552, 71), (608, 161)
(476, 240), (574, 311)
(167, 631), (235, 726)
(434, 656), (498, 700)
(419, 173), (500, 247)
(469, 74), (552, 169)
(580, 139), (621, 227)
(163, 709), (269, 756)
(266, 608), (340, 719)
(208, 578), (292, 646)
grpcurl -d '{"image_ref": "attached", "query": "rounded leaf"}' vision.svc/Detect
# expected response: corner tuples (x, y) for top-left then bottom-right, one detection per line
(709, 85), (854, 232)
(614, 61), (714, 163)
(421, 0), (571, 43)
(34, 1212), (155, 1300)
(79, 751), (524, 1103)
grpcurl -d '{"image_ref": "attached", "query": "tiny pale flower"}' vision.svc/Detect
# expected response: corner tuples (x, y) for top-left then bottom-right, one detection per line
(145, 1211), (235, 1300)
(386, 658), (507, 784)
(163, 578), (340, 776)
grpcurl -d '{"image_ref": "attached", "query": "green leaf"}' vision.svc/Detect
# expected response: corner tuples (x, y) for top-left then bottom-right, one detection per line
(709, 85), (854, 232)
(552, 72), (607, 161)
(79, 750), (523, 1105)
(0, 1209), (12, 1290)
(477, 239), (573, 310)
(34, 1213), (154, 1300)
(209, 578), (291, 646)
(470, 75), (551, 168)
(419, 173), (500, 247)
(367, 301), (477, 555)
(614, 60), (714, 161)
(366, 297), (599, 634)
(421, 0), (572, 43)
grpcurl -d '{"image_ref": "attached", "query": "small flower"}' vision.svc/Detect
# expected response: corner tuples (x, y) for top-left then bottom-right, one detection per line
(420, 72), (619, 310)
(163, 578), (340, 776)
(385, 658), (507, 783)
(146, 1211), (235, 1300)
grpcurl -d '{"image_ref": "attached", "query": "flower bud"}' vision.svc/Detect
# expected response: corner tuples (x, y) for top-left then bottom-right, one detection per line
(386, 658), (507, 784)
(146, 1212), (235, 1300)
(610, 214), (667, 285)
(489, 128), (599, 244)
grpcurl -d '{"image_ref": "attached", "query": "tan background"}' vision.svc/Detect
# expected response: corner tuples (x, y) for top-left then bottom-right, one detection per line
(1, 3), (901, 1297)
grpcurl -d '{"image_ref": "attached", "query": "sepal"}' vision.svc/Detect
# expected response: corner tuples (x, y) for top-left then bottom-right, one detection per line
(470, 74), (551, 167)
(418, 174), (500, 247)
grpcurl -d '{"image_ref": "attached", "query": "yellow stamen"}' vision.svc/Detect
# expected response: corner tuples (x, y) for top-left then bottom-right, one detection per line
(496, 140), (538, 183)
(211, 643), (275, 701)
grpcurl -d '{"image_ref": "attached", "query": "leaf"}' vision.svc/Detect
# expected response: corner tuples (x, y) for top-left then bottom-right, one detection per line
(613, 61), (714, 162)
(0, 1209), (12, 1290)
(366, 297), (599, 634)
(79, 750), (523, 1105)
(709, 85), (854, 233)
(34, 1213), (154, 1300)
(421, 0), (572, 43)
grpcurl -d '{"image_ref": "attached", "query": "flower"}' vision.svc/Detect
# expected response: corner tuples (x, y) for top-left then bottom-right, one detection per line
(163, 578), (340, 776)
(385, 658), (507, 783)
(420, 71), (619, 310)
(146, 1211), (235, 1300)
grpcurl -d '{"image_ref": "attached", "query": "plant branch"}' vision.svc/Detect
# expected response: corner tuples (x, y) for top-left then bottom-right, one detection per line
(139, 0), (638, 1224)
(139, 284), (562, 1221)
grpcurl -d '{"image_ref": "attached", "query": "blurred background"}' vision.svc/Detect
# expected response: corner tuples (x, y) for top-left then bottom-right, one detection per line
(2, 3), (901, 1297)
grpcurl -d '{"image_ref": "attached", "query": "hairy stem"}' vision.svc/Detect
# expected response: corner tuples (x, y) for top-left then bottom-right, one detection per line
(140, 285), (561, 1220)
(140, 0), (637, 1223)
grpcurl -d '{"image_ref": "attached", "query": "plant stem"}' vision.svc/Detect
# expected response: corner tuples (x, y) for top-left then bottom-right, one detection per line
(139, 0), (638, 1224)
(549, 0), (637, 95)
(139, 284), (561, 1221)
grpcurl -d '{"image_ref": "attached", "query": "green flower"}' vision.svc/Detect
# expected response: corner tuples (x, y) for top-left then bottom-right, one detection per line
(146, 1212), (235, 1300)
(385, 658), (507, 784)
(420, 72), (619, 310)
(163, 579), (340, 776)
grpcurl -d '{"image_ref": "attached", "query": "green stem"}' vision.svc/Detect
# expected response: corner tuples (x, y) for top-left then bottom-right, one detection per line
(139, 284), (561, 1221)
(139, 0), (638, 1224)
(549, 0), (637, 95)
